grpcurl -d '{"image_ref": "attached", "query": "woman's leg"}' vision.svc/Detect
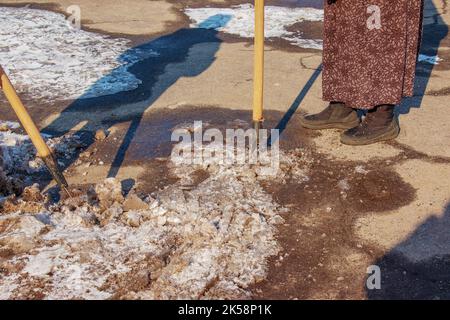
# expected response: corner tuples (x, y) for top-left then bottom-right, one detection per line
(300, 0), (423, 145)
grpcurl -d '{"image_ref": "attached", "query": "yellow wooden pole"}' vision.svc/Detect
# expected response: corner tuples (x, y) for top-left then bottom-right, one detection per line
(0, 65), (69, 192)
(253, 0), (265, 130)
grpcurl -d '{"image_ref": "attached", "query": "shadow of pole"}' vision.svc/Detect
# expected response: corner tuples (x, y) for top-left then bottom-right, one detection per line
(107, 117), (142, 178)
(275, 65), (322, 134)
(269, 65), (322, 146)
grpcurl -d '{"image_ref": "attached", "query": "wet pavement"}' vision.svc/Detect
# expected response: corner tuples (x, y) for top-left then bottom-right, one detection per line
(1, 0), (450, 300)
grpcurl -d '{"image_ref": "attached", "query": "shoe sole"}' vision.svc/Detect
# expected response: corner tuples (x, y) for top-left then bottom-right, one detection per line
(340, 121), (400, 146)
(299, 118), (360, 130)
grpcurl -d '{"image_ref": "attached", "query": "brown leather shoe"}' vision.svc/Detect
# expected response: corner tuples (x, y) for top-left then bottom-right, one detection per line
(300, 102), (360, 130)
(340, 105), (400, 146)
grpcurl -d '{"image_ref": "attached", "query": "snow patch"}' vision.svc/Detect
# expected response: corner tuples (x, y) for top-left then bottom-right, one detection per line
(418, 54), (443, 65)
(0, 144), (312, 299)
(0, 121), (84, 176)
(185, 4), (324, 50)
(0, 121), (84, 198)
(0, 120), (315, 299)
(0, 7), (158, 102)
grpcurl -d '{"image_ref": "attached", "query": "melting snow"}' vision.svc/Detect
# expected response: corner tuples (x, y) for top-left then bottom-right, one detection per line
(0, 120), (84, 199)
(418, 54), (443, 65)
(0, 4), (324, 103)
(185, 4), (324, 50)
(0, 121), (83, 177)
(0, 132), (313, 299)
(0, 117), (315, 300)
(0, 6), (158, 102)
(0, 160), (288, 299)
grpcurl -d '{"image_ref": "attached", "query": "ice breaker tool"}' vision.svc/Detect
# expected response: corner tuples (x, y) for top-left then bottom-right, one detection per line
(253, 0), (265, 135)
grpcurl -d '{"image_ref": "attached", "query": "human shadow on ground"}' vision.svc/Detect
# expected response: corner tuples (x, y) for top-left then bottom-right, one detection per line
(366, 203), (450, 299)
(43, 14), (231, 179)
(397, 0), (449, 115)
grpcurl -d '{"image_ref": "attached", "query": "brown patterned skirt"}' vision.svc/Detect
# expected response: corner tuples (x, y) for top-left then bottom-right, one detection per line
(322, 0), (424, 109)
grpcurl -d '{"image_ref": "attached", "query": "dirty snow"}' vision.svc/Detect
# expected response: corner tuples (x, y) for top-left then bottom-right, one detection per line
(354, 165), (369, 175)
(0, 121), (83, 177)
(0, 6), (158, 102)
(418, 54), (443, 65)
(0, 120), (84, 199)
(185, 4), (324, 50)
(0, 139), (312, 299)
(0, 173), (281, 299)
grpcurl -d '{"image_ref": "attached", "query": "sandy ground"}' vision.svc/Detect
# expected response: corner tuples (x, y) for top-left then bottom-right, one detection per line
(0, 0), (449, 299)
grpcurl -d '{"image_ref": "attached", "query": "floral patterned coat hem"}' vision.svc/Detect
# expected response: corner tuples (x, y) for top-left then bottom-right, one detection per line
(322, 0), (424, 109)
